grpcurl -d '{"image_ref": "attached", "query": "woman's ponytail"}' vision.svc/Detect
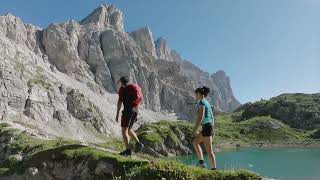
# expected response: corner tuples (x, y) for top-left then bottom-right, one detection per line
(195, 86), (210, 96)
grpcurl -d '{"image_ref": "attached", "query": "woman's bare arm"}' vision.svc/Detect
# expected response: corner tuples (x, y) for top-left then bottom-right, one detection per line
(192, 106), (205, 137)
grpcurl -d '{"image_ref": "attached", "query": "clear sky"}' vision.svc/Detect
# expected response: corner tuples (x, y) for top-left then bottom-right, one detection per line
(0, 0), (319, 103)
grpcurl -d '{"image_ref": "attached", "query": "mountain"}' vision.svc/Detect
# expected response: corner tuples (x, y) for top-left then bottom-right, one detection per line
(179, 60), (240, 111)
(0, 4), (240, 142)
(129, 27), (240, 111)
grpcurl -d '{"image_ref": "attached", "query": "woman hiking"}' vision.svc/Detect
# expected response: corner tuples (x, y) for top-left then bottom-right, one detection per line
(191, 86), (217, 170)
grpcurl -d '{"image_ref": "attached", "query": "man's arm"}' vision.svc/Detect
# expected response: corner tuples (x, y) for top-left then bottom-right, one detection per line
(116, 99), (122, 122)
(192, 106), (205, 137)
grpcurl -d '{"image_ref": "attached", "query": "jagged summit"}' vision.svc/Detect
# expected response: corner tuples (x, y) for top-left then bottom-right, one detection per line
(1, 12), (23, 23)
(154, 37), (182, 62)
(154, 37), (167, 51)
(80, 4), (124, 31)
(213, 70), (228, 77)
(129, 26), (157, 58)
(212, 70), (231, 85)
(4, 12), (14, 17)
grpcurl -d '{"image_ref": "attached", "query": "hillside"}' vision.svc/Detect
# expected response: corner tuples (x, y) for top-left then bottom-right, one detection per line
(136, 93), (320, 157)
(238, 93), (320, 130)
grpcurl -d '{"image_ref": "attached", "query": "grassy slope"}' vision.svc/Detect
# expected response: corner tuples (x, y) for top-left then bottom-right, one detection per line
(0, 123), (260, 179)
(240, 93), (320, 130)
(214, 114), (317, 146)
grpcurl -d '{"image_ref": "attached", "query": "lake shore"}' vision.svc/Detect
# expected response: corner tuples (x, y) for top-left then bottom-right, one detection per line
(214, 141), (320, 151)
(173, 147), (320, 180)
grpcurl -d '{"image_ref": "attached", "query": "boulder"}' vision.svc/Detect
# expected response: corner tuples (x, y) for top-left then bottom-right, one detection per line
(137, 120), (193, 157)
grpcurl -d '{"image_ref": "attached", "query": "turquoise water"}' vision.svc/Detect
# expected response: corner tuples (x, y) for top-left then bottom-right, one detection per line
(172, 148), (320, 180)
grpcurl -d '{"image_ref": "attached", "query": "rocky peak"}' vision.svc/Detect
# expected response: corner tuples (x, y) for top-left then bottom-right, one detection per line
(0, 13), (26, 43)
(211, 70), (240, 111)
(80, 4), (124, 31)
(155, 37), (170, 60)
(170, 49), (183, 62)
(3, 12), (15, 18)
(155, 37), (182, 62)
(0, 13), (44, 55)
(129, 26), (157, 58)
(211, 70), (230, 83)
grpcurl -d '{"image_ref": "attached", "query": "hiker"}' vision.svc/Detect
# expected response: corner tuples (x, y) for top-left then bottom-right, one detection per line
(115, 76), (144, 156)
(191, 86), (217, 170)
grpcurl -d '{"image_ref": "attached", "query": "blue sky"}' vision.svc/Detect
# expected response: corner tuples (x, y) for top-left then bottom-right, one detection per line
(0, 0), (319, 103)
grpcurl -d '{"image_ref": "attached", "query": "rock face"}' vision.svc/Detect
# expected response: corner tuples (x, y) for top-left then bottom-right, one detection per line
(242, 117), (284, 133)
(240, 93), (320, 130)
(180, 60), (241, 111)
(129, 27), (157, 58)
(80, 4), (124, 31)
(154, 37), (183, 62)
(0, 4), (240, 141)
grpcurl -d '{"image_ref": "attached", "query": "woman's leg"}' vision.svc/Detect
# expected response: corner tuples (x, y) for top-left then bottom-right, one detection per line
(192, 134), (204, 161)
(203, 136), (217, 169)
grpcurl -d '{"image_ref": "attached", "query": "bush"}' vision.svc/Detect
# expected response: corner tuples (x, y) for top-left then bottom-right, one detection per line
(123, 160), (261, 180)
(125, 161), (192, 180)
(310, 129), (320, 139)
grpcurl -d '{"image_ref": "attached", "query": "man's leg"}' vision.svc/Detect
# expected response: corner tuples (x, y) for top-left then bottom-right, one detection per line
(119, 127), (132, 156)
(128, 129), (140, 143)
(127, 112), (144, 152)
(120, 114), (131, 155)
(122, 127), (130, 149)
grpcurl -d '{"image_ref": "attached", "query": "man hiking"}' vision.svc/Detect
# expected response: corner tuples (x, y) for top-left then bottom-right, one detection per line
(116, 76), (144, 156)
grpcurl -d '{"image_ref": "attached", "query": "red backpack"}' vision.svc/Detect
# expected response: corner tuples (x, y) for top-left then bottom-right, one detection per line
(122, 84), (143, 107)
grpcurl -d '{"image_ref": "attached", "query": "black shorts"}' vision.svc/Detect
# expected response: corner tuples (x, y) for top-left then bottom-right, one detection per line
(121, 109), (137, 129)
(201, 123), (213, 137)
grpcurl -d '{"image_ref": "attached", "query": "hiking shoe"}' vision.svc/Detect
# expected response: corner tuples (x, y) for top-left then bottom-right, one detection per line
(119, 149), (132, 157)
(135, 142), (144, 152)
(197, 162), (207, 168)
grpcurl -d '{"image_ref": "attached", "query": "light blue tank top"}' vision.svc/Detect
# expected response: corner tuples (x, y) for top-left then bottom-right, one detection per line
(198, 99), (214, 125)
